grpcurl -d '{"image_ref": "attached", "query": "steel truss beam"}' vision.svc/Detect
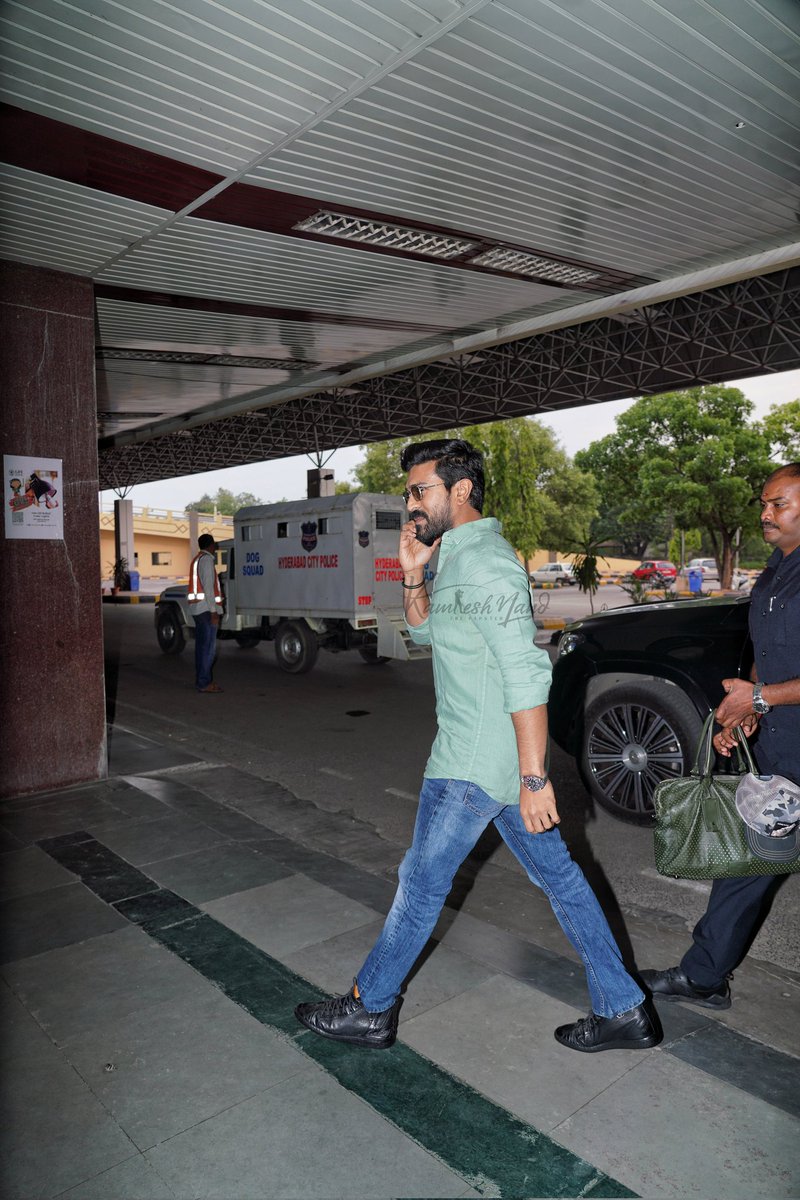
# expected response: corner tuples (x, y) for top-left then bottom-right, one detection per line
(98, 267), (800, 490)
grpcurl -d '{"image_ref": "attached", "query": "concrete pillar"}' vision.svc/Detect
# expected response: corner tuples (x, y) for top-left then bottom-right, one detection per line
(0, 260), (106, 798)
(188, 509), (200, 551)
(113, 497), (134, 581)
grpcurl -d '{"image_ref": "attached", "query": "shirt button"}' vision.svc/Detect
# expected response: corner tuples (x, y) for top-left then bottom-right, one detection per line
(761, 650), (766, 656)
(771, 726), (777, 733)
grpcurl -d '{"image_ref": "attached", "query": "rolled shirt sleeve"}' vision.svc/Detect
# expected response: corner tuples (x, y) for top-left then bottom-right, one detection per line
(406, 615), (432, 645)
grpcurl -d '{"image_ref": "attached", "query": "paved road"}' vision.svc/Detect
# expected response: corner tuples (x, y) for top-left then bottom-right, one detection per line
(104, 604), (798, 976)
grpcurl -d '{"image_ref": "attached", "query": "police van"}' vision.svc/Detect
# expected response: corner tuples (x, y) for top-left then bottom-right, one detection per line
(154, 493), (434, 673)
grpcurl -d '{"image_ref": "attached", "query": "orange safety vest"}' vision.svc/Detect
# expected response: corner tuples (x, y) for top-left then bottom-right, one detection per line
(188, 550), (222, 605)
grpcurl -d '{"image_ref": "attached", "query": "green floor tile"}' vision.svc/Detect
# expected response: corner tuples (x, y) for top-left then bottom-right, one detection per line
(39, 830), (636, 1199)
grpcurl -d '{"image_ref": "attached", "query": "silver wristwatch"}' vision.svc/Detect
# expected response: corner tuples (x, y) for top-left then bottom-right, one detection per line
(520, 773), (549, 792)
(752, 682), (771, 715)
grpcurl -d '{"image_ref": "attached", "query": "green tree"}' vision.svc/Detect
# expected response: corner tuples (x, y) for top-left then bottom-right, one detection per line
(568, 530), (607, 614)
(463, 419), (598, 565)
(763, 398), (800, 460)
(575, 437), (668, 558)
(349, 438), (413, 494)
(185, 488), (263, 514)
(580, 386), (772, 588)
(340, 420), (597, 562)
(668, 528), (702, 569)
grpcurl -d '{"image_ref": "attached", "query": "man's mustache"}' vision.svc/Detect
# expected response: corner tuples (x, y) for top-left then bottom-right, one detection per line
(761, 522), (778, 530)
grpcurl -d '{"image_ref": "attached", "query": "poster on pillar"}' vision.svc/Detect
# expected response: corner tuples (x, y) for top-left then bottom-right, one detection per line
(4, 455), (64, 540)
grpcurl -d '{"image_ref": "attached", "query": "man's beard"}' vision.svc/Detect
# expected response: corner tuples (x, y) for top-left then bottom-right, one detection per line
(410, 507), (452, 546)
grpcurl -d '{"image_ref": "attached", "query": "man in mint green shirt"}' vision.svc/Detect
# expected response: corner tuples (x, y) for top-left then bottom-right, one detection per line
(296, 439), (660, 1053)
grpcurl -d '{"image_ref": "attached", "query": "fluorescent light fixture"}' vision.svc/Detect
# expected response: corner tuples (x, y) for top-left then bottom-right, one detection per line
(295, 210), (476, 259)
(469, 247), (599, 285)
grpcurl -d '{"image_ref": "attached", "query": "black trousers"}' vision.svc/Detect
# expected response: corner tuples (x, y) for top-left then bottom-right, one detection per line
(680, 874), (783, 987)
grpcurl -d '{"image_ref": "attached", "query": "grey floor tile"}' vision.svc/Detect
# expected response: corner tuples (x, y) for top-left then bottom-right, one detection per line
(553, 1051), (800, 1198)
(108, 728), (199, 776)
(400, 974), (650, 1133)
(0, 827), (24, 853)
(0, 1036), (136, 1199)
(0, 979), (54, 1066)
(63, 989), (314, 1151)
(284, 919), (497, 1022)
(58, 1153), (177, 1199)
(96, 813), (228, 866)
(146, 1068), (470, 1199)
(201, 874), (381, 958)
(146, 841), (293, 905)
(0, 796), (131, 844)
(123, 776), (263, 840)
(2, 926), (214, 1046)
(0, 845), (76, 902)
(0, 883), (128, 964)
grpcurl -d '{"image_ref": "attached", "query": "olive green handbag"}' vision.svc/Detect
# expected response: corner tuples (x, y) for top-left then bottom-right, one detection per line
(653, 713), (800, 879)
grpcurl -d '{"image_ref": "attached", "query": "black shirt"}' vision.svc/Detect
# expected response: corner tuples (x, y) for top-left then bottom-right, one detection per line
(748, 544), (800, 782)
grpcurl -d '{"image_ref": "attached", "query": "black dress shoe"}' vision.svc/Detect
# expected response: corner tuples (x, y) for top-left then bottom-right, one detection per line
(554, 1001), (662, 1053)
(294, 983), (400, 1049)
(640, 966), (731, 1010)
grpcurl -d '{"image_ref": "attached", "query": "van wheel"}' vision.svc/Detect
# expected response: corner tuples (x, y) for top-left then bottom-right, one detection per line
(156, 608), (186, 654)
(274, 620), (319, 674)
(579, 682), (702, 825)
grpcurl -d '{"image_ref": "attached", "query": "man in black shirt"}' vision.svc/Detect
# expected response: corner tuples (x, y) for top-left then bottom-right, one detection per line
(643, 463), (800, 1008)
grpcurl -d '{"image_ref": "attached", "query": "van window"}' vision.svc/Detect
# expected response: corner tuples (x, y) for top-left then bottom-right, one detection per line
(242, 525), (263, 541)
(277, 523), (287, 538)
(318, 519), (328, 535)
(376, 511), (402, 530)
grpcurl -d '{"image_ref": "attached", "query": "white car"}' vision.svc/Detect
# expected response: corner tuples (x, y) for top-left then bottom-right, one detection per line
(530, 562), (576, 586)
(687, 558), (718, 577)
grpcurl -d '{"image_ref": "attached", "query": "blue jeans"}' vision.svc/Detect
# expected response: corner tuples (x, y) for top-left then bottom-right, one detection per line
(194, 611), (218, 689)
(357, 778), (644, 1018)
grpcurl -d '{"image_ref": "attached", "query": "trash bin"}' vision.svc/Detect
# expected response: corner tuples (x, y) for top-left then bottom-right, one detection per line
(128, 569), (140, 592)
(687, 567), (702, 594)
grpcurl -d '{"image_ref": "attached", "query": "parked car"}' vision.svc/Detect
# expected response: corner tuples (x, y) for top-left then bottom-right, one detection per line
(687, 557), (718, 578)
(632, 559), (677, 583)
(548, 595), (752, 825)
(529, 562), (576, 586)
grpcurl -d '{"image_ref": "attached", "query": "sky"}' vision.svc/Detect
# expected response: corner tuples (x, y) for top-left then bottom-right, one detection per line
(100, 368), (800, 512)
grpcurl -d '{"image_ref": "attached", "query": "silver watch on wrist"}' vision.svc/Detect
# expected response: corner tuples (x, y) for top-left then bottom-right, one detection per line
(752, 683), (771, 715)
(520, 773), (549, 792)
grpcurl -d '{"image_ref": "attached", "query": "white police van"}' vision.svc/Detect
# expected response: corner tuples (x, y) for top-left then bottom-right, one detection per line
(154, 493), (433, 673)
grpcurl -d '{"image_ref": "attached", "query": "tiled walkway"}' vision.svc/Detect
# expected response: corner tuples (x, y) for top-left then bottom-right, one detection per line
(1, 730), (798, 1199)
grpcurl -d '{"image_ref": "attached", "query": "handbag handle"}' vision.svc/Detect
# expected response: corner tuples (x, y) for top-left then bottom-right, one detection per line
(692, 709), (759, 778)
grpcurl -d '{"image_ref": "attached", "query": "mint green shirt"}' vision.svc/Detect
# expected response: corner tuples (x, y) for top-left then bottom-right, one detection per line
(407, 518), (552, 806)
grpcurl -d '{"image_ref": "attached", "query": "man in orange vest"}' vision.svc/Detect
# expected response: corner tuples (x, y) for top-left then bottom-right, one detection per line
(188, 534), (223, 693)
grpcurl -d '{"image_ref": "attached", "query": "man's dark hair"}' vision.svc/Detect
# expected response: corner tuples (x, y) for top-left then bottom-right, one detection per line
(400, 438), (484, 512)
(198, 533), (216, 550)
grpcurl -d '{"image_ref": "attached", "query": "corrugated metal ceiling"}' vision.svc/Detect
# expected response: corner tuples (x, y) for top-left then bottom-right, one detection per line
(0, 0), (798, 457)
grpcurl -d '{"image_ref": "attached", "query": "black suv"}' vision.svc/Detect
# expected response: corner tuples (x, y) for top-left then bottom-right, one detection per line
(548, 596), (753, 824)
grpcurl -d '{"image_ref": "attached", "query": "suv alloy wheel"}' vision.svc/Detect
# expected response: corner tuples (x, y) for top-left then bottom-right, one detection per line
(579, 681), (703, 824)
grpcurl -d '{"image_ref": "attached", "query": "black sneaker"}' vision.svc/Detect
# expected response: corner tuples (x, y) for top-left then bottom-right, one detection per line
(554, 1001), (662, 1053)
(294, 982), (400, 1049)
(641, 966), (731, 1010)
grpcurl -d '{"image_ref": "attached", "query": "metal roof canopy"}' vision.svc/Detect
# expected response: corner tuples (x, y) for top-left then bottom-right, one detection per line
(1, 0), (799, 488)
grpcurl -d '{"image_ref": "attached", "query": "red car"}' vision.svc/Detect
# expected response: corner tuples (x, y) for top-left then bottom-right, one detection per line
(632, 559), (677, 583)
